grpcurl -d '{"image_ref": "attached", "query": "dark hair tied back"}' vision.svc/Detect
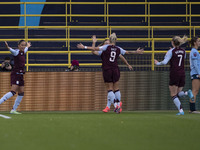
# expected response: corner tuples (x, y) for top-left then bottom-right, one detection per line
(189, 36), (199, 47)
(18, 40), (25, 45)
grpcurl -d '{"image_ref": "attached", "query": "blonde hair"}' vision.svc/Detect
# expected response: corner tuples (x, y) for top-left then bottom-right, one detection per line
(172, 35), (188, 46)
(98, 39), (109, 47)
(109, 33), (117, 44)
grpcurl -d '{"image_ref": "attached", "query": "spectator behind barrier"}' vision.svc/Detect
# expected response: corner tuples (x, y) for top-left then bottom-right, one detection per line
(1, 57), (13, 71)
(66, 60), (80, 71)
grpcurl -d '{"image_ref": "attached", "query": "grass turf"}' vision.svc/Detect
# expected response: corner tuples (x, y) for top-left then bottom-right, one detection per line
(0, 111), (200, 150)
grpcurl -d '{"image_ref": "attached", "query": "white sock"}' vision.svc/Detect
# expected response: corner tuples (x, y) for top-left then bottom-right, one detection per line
(107, 91), (115, 107)
(173, 97), (183, 111)
(12, 95), (23, 111)
(114, 90), (121, 107)
(114, 102), (118, 108)
(179, 109), (184, 113)
(178, 91), (186, 97)
(0, 92), (15, 104)
(107, 99), (112, 108)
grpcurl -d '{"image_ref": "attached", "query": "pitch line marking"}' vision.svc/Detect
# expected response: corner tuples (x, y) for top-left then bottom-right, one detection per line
(0, 114), (11, 119)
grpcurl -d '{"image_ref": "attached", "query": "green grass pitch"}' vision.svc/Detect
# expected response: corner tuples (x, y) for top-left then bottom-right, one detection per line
(0, 111), (200, 150)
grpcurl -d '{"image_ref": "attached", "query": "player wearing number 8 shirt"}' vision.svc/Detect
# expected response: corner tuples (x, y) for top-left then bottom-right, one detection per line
(155, 35), (193, 115)
(77, 33), (144, 113)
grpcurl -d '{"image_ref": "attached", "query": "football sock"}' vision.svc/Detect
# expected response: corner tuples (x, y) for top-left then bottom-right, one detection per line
(0, 91), (16, 104)
(177, 91), (186, 98)
(107, 90), (115, 107)
(172, 96), (183, 112)
(107, 98), (112, 108)
(114, 103), (118, 108)
(189, 102), (196, 111)
(114, 90), (121, 106)
(12, 92), (24, 111)
(114, 99), (119, 108)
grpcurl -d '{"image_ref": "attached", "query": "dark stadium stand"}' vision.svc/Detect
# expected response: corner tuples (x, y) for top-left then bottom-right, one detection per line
(0, 0), (200, 71)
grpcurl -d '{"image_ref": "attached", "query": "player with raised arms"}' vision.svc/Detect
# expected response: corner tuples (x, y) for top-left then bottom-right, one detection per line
(0, 40), (31, 114)
(77, 33), (144, 113)
(90, 35), (133, 113)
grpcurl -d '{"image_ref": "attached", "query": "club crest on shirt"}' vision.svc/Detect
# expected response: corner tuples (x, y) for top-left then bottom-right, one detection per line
(194, 52), (197, 57)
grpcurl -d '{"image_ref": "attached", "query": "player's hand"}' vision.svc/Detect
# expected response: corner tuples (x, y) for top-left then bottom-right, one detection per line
(92, 35), (97, 43)
(127, 65), (133, 70)
(154, 59), (158, 65)
(136, 47), (144, 54)
(27, 42), (31, 48)
(198, 75), (200, 78)
(77, 43), (85, 49)
(5, 41), (10, 49)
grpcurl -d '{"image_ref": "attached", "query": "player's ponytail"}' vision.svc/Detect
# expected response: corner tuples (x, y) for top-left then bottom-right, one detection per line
(172, 35), (188, 46)
(180, 35), (188, 45)
(189, 36), (199, 47)
(109, 33), (117, 44)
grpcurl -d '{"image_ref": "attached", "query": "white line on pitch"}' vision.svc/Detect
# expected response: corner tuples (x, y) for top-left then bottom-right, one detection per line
(0, 114), (11, 119)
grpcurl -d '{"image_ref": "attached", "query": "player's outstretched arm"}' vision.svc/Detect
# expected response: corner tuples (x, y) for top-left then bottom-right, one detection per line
(125, 47), (144, 54)
(5, 41), (11, 50)
(77, 43), (100, 51)
(119, 55), (133, 70)
(91, 35), (99, 55)
(92, 35), (97, 48)
(5, 41), (18, 56)
(155, 50), (172, 66)
(24, 42), (31, 53)
(154, 59), (159, 65)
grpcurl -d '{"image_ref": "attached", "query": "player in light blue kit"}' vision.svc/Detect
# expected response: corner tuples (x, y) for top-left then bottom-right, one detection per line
(189, 36), (200, 113)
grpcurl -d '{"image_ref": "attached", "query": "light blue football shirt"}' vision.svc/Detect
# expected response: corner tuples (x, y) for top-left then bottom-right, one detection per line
(190, 48), (200, 76)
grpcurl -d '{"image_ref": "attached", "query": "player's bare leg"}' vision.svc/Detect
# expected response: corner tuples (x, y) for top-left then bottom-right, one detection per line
(189, 79), (200, 113)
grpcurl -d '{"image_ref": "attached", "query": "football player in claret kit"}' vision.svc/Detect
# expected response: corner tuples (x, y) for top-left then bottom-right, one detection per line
(0, 40), (31, 114)
(154, 35), (193, 115)
(91, 35), (133, 113)
(77, 33), (144, 113)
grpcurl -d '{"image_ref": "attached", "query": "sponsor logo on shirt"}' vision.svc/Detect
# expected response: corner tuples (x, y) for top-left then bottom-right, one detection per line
(111, 48), (117, 51)
(175, 50), (184, 54)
